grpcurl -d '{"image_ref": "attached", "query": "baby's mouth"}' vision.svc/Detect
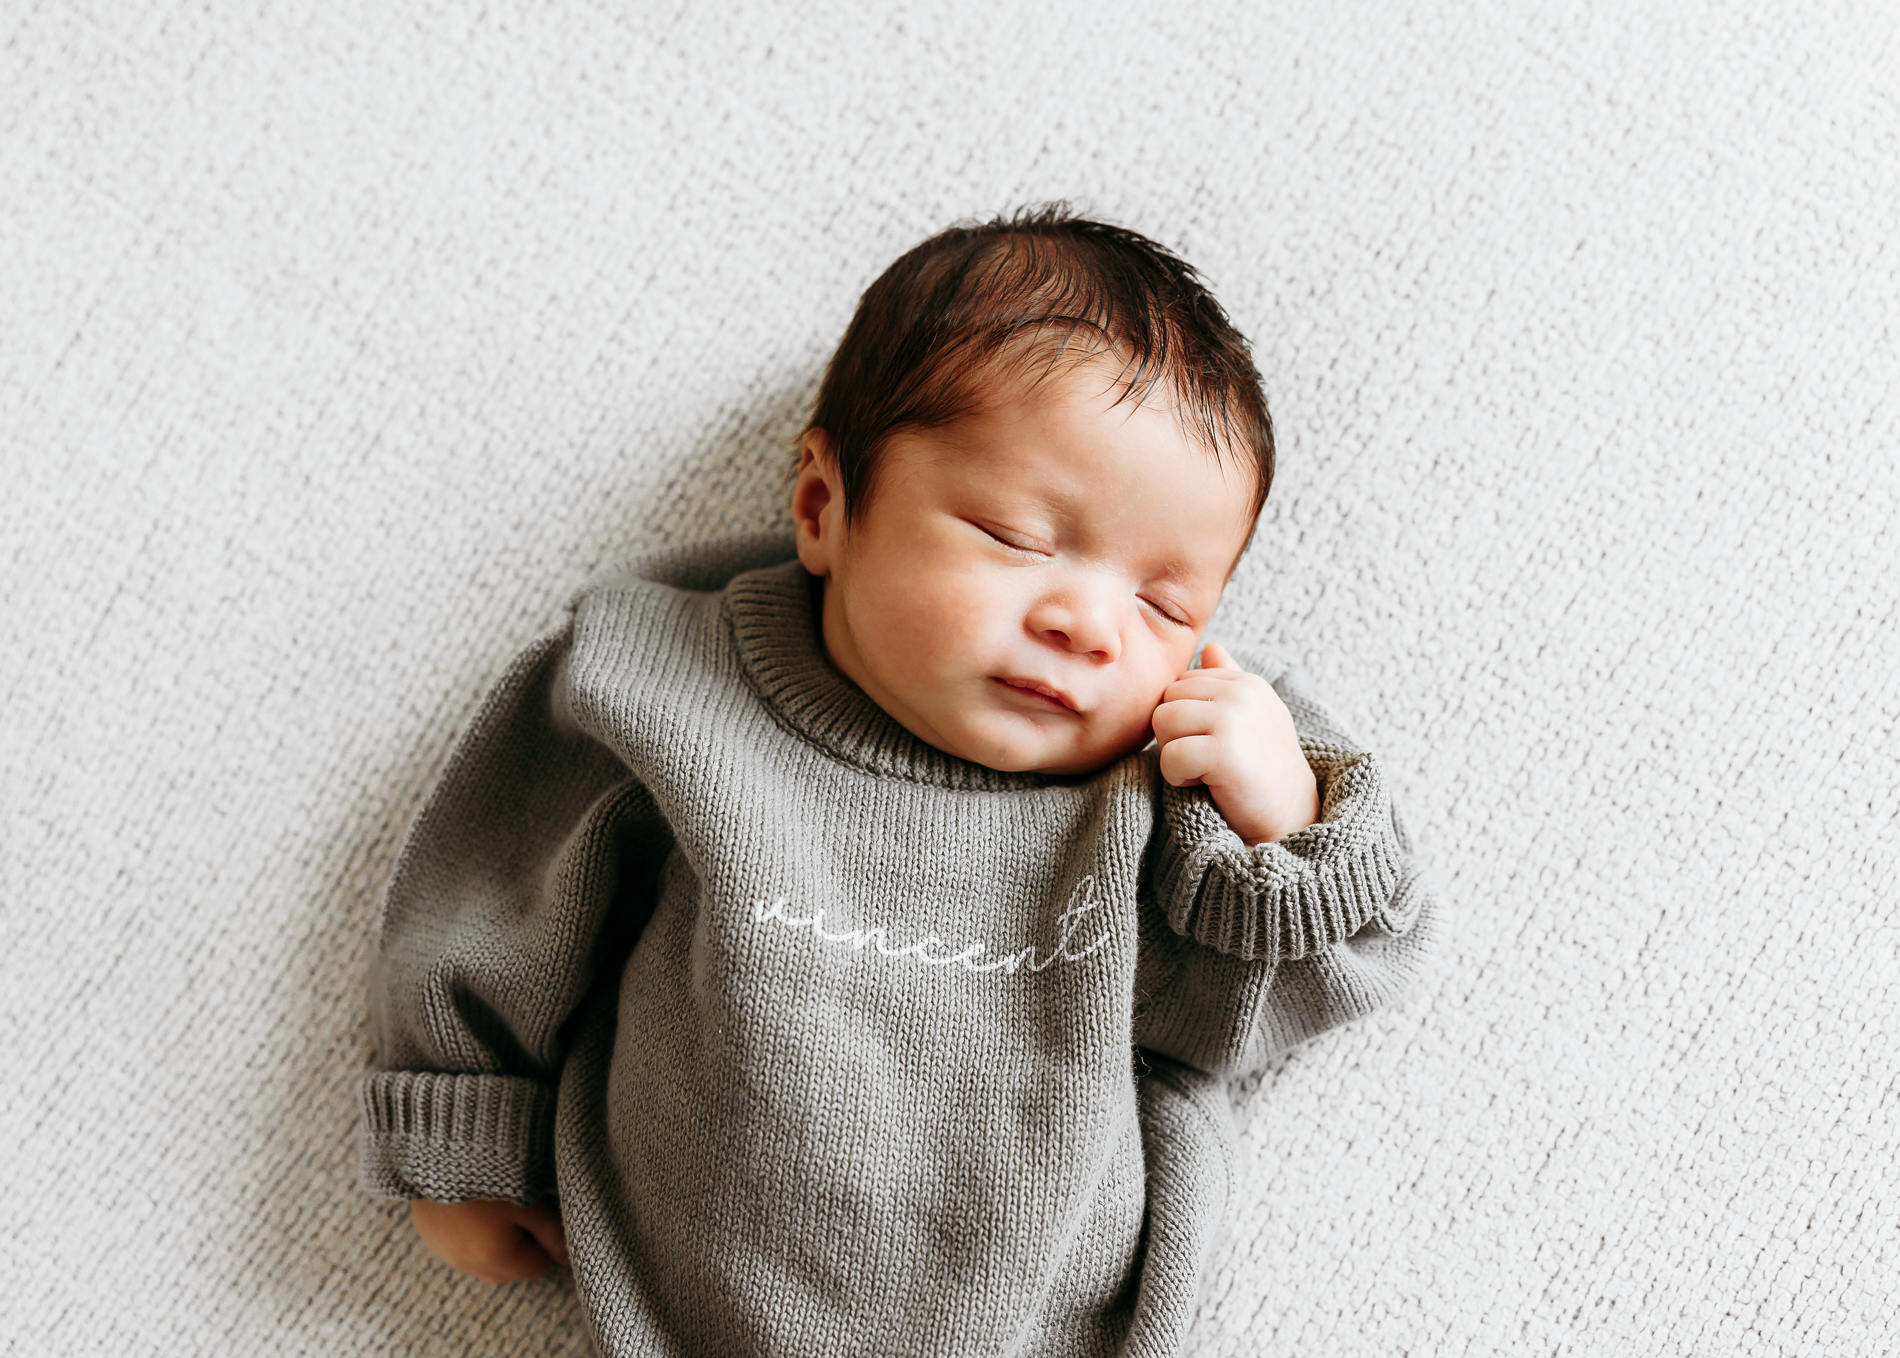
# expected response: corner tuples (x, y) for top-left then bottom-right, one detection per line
(993, 676), (1080, 712)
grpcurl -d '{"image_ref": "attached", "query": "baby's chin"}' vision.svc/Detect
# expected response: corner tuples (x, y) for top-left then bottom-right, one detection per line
(937, 715), (1152, 778)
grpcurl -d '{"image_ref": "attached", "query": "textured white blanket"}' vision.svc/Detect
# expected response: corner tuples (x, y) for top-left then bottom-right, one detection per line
(4, 2), (1895, 1353)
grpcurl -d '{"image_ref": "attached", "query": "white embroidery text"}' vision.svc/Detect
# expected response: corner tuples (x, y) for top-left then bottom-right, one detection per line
(746, 876), (1111, 977)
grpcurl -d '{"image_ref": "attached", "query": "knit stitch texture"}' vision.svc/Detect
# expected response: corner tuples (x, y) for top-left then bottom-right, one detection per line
(358, 540), (1434, 1356)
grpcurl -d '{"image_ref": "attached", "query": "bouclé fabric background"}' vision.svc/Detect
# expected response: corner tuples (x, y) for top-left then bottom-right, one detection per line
(3, 3), (1895, 1353)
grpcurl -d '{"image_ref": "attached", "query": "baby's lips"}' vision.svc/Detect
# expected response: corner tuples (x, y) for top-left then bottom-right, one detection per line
(995, 674), (1082, 711)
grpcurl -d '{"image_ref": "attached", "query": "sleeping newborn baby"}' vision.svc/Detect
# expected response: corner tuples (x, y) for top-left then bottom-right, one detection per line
(361, 205), (1436, 1357)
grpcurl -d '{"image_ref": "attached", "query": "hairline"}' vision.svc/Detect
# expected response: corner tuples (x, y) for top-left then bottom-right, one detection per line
(837, 336), (1265, 529)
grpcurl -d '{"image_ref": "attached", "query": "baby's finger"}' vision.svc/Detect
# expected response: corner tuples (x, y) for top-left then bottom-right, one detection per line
(1151, 698), (1217, 745)
(1157, 733), (1219, 787)
(1198, 641), (1238, 672)
(1161, 671), (1238, 704)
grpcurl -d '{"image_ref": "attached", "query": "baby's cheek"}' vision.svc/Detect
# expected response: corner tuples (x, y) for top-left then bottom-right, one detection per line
(1096, 689), (1167, 760)
(934, 581), (1025, 673)
(880, 573), (978, 654)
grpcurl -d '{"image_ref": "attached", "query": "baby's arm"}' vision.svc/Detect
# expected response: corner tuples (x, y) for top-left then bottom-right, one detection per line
(1151, 641), (1319, 844)
(362, 628), (670, 1282)
(1137, 646), (1436, 1073)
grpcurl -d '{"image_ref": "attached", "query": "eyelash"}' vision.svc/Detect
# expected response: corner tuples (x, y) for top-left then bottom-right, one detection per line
(979, 523), (1190, 628)
(1143, 598), (1191, 628)
(980, 524), (1050, 558)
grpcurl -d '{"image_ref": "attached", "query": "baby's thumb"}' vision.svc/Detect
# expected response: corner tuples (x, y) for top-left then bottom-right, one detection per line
(518, 1200), (570, 1268)
(1198, 641), (1235, 671)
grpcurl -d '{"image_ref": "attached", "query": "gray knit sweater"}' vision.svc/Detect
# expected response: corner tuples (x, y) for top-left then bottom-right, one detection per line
(359, 534), (1437, 1357)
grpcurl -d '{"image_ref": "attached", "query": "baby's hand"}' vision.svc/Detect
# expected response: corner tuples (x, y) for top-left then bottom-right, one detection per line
(409, 1197), (569, 1284)
(1151, 642), (1320, 846)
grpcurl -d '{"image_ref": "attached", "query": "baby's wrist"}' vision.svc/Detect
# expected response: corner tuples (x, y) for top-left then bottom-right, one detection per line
(1214, 770), (1319, 846)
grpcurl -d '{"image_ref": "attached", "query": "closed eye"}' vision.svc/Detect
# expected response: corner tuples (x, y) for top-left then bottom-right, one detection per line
(1142, 597), (1191, 627)
(976, 521), (1053, 557)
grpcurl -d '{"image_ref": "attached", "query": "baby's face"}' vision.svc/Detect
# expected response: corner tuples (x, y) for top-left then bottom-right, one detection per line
(794, 366), (1255, 776)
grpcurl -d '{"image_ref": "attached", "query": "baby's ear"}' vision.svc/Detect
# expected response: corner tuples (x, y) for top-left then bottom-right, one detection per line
(792, 429), (843, 577)
(795, 427), (834, 475)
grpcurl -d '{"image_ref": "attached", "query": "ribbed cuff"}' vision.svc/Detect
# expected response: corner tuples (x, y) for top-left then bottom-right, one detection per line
(358, 1070), (557, 1204)
(1154, 738), (1407, 963)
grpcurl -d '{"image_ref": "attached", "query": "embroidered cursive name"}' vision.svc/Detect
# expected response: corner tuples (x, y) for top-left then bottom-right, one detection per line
(746, 876), (1112, 976)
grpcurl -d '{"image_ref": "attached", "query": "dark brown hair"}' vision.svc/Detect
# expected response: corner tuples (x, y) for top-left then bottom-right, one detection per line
(806, 204), (1275, 544)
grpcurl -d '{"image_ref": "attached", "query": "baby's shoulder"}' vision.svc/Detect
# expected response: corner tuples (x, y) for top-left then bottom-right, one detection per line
(577, 531), (797, 603)
(563, 532), (797, 728)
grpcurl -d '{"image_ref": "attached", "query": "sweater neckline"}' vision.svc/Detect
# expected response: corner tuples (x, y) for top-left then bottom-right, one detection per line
(724, 559), (1060, 792)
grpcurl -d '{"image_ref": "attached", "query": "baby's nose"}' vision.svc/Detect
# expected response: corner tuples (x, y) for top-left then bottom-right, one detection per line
(1030, 594), (1121, 662)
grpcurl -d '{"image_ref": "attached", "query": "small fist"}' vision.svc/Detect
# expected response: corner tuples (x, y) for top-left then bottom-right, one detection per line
(1151, 642), (1320, 846)
(410, 1197), (570, 1284)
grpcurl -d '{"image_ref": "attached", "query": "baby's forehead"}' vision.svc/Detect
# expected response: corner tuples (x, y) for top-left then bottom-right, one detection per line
(943, 362), (1224, 465)
(873, 375), (1252, 561)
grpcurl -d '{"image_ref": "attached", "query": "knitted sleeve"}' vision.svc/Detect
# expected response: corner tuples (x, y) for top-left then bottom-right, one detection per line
(357, 625), (670, 1204)
(1134, 657), (1438, 1076)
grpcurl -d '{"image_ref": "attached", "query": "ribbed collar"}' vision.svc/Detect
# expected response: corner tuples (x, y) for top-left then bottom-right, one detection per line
(725, 559), (1059, 792)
